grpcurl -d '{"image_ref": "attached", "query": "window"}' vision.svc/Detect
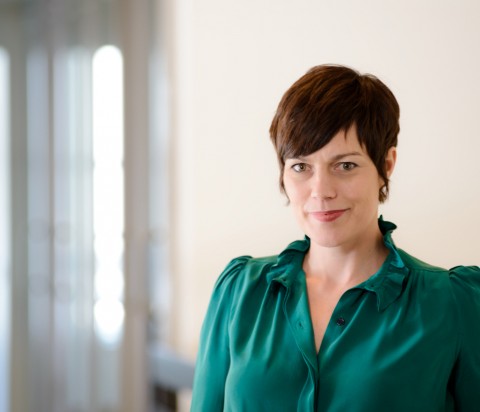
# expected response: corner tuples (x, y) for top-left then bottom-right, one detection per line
(92, 45), (125, 347)
(3, 1), (165, 410)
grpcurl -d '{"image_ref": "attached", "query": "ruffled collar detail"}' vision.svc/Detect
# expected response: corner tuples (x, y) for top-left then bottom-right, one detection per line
(266, 216), (409, 312)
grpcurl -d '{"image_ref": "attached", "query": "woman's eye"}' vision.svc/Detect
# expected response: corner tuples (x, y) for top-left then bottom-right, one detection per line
(338, 162), (357, 171)
(292, 163), (307, 172)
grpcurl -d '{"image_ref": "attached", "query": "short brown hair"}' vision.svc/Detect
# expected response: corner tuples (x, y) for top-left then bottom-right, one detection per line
(269, 64), (400, 202)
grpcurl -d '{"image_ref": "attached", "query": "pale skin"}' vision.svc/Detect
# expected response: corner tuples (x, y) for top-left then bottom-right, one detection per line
(283, 125), (397, 352)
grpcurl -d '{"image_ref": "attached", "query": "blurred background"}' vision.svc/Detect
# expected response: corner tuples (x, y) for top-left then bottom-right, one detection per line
(0, 0), (479, 411)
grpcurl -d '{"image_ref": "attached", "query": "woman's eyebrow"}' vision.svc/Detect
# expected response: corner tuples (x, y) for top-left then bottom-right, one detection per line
(285, 151), (363, 162)
(329, 151), (363, 161)
(285, 156), (307, 162)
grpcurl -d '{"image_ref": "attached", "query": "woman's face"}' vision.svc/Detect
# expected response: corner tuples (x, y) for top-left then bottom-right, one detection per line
(283, 126), (396, 250)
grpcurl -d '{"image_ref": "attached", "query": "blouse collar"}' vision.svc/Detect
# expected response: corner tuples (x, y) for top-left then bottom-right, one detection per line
(267, 216), (409, 312)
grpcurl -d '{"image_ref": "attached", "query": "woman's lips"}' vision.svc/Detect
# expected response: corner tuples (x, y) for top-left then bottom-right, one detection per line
(309, 209), (347, 222)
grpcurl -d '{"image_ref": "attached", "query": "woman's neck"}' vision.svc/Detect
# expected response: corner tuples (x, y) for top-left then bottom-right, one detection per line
(303, 229), (389, 288)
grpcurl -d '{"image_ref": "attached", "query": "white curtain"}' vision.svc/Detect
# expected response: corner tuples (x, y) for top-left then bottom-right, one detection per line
(0, 1), (170, 411)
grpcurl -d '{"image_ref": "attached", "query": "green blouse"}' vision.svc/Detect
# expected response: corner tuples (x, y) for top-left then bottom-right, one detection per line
(190, 219), (480, 411)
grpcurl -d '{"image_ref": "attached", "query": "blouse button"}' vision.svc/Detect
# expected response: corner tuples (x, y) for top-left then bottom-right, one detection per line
(336, 317), (346, 326)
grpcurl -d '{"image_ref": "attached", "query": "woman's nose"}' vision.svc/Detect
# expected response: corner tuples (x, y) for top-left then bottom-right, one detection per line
(311, 172), (337, 199)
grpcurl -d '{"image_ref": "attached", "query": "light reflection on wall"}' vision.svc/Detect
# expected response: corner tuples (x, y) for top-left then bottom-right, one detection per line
(0, 46), (10, 412)
(92, 45), (125, 346)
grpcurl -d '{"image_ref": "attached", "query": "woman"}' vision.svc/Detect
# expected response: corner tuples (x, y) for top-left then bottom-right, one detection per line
(190, 65), (480, 411)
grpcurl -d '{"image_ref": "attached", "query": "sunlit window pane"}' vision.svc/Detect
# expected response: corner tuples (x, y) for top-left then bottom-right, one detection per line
(92, 45), (124, 346)
(0, 46), (11, 412)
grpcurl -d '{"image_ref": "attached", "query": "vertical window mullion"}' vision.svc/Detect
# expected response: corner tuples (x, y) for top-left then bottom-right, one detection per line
(0, 46), (11, 412)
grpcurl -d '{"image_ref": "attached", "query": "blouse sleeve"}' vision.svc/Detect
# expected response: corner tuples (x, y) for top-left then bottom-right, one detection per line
(449, 265), (480, 411)
(190, 256), (250, 412)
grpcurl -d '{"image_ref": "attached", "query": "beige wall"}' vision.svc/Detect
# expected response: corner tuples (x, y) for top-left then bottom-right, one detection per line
(166, 0), (480, 357)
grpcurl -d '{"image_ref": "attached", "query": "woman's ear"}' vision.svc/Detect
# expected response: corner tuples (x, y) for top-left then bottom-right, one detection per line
(385, 146), (397, 178)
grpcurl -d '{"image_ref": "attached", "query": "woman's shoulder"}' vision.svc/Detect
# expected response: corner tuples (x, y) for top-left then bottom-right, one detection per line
(399, 249), (479, 279)
(216, 238), (308, 288)
(448, 264), (480, 297)
(397, 248), (447, 274)
(215, 254), (280, 289)
(220, 255), (279, 278)
(397, 249), (480, 299)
